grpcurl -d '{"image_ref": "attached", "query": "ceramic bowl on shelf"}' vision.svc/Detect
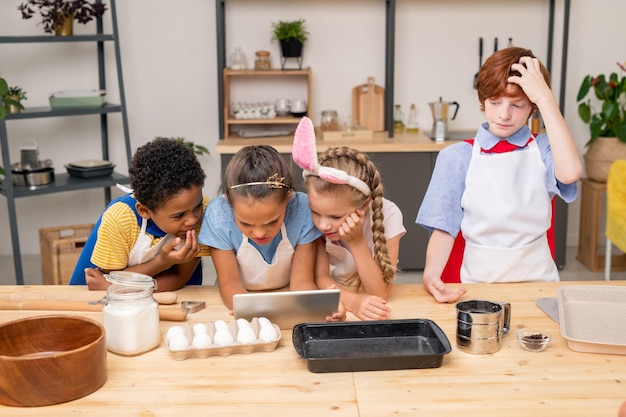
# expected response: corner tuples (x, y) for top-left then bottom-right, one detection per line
(516, 329), (551, 352)
(0, 315), (107, 407)
(275, 99), (291, 116)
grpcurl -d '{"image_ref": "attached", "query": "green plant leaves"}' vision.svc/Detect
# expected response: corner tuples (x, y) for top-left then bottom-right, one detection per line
(577, 75), (592, 101)
(577, 63), (626, 144)
(0, 78), (8, 96)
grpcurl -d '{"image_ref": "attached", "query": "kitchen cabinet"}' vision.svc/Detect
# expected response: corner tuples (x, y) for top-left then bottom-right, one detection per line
(222, 68), (312, 138)
(0, 0), (131, 285)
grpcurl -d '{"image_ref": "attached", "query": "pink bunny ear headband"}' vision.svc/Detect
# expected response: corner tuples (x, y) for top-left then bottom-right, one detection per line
(292, 117), (371, 196)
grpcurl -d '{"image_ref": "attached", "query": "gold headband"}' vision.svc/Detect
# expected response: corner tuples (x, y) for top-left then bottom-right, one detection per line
(229, 173), (290, 190)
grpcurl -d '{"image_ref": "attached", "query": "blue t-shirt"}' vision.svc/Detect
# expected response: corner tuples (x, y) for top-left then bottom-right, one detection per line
(198, 191), (321, 263)
(416, 123), (578, 237)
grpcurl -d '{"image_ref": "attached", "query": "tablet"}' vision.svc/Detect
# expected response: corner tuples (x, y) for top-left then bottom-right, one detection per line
(233, 289), (340, 329)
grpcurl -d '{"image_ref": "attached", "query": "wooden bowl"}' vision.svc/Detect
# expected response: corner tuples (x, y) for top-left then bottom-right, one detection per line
(0, 315), (107, 407)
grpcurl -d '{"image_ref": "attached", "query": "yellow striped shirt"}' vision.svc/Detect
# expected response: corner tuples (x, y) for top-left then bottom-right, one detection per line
(91, 196), (210, 270)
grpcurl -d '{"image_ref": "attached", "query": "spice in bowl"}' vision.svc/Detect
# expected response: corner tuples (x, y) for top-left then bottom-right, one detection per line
(516, 329), (551, 352)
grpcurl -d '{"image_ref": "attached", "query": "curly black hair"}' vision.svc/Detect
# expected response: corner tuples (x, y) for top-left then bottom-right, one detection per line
(129, 137), (206, 211)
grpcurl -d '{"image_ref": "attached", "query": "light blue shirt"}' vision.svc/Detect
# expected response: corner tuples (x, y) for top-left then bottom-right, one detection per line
(198, 192), (321, 263)
(416, 123), (578, 237)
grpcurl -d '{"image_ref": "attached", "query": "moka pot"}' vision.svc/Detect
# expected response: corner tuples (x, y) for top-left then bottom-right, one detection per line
(428, 97), (460, 141)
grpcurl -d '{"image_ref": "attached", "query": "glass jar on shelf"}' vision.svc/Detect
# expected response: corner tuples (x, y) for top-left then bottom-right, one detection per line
(254, 50), (271, 70)
(229, 46), (247, 70)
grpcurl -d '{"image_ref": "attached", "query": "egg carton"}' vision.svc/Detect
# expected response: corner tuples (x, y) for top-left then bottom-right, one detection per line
(231, 102), (276, 119)
(165, 317), (281, 360)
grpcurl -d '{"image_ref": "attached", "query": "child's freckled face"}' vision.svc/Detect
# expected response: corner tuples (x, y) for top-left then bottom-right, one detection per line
(307, 189), (359, 242)
(148, 185), (204, 239)
(231, 196), (288, 245)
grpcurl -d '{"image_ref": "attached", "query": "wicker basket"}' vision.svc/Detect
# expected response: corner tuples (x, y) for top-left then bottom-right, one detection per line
(39, 224), (94, 285)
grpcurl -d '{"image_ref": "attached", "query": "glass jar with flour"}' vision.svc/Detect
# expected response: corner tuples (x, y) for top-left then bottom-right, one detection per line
(101, 271), (160, 356)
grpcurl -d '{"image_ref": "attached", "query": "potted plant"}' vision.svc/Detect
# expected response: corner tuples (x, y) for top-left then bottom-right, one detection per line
(271, 19), (309, 68)
(577, 61), (626, 182)
(0, 77), (25, 119)
(17, 0), (107, 36)
(5, 86), (27, 115)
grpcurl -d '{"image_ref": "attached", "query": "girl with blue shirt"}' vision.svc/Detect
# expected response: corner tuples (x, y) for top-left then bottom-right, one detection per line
(198, 145), (321, 309)
(417, 47), (582, 303)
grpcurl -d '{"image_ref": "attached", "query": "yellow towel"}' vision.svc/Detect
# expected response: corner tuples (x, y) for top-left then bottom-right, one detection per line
(606, 159), (626, 253)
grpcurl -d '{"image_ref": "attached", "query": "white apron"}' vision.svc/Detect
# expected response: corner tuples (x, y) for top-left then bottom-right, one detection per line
(236, 225), (294, 290)
(325, 239), (358, 287)
(460, 139), (559, 283)
(128, 217), (177, 266)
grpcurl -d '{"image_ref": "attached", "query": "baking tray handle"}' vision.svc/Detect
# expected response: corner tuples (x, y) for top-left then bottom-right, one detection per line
(291, 323), (305, 357)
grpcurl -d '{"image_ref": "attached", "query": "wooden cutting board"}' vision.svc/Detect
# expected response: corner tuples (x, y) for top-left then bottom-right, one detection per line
(352, 77), (385, 131)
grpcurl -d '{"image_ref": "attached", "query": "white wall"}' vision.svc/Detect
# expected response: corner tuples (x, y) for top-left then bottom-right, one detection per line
(1, 0), (625, 258)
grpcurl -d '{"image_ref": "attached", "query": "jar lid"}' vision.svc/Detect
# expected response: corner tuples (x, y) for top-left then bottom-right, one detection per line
(255, 50), (270, 57)
(105, 271), (157, 289)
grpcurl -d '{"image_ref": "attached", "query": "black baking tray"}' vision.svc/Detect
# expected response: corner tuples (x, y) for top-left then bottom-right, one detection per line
(65, 164), (115, 179)
(292, 319), (451, 373)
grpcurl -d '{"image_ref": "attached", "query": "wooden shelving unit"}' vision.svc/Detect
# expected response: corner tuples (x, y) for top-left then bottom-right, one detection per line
(223, 68), (312, 138)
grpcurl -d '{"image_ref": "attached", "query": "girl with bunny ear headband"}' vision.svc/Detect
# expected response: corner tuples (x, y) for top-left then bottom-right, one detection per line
(292, 117), (406, 321)
(293, 117), (371, 196)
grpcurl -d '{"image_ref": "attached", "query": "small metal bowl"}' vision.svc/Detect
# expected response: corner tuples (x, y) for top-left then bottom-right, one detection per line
(10, 160), (54, 187)
(516, 329), (551, 352)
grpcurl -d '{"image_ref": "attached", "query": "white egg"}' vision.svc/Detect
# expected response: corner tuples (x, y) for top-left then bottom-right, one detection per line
(213, 328), (234, 346)
(166, 325), (185, 341)
(258, 317), (272, 328)
(193, 323), (208, 335)
(214, 319), (229, 331)
(236, 318), (251, 328)
(192, 332), (213, 349)
(259, 324), (278, 342)
(168, 333), (190, 351)
(237, 326), (257, 344)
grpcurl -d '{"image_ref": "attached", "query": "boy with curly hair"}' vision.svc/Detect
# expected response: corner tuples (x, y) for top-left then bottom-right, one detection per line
(70, 137), (210, 291)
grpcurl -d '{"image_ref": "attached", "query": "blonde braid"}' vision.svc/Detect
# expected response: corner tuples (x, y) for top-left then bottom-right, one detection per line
(361, 154), (395, 283)
(314, 147), (395, 285)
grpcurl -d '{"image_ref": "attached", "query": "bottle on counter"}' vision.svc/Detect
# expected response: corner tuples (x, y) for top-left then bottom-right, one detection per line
(405, 103), (419, 133)
(530, 111), (542, 135)
(393, 104), (405, 134)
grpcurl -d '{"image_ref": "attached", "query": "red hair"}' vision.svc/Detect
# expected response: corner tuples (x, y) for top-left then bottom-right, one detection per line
(476, 47), (551, 113)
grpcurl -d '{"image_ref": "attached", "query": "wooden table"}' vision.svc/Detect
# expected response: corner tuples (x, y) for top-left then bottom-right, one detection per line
(1, 282), (625, 416)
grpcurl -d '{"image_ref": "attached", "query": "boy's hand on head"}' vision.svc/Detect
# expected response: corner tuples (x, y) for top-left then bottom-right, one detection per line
(338, 209), (366, 244)
(507, 56), (551, 106)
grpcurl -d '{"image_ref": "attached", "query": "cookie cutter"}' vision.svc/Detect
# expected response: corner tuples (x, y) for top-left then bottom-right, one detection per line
(181, 301), (206, 314)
